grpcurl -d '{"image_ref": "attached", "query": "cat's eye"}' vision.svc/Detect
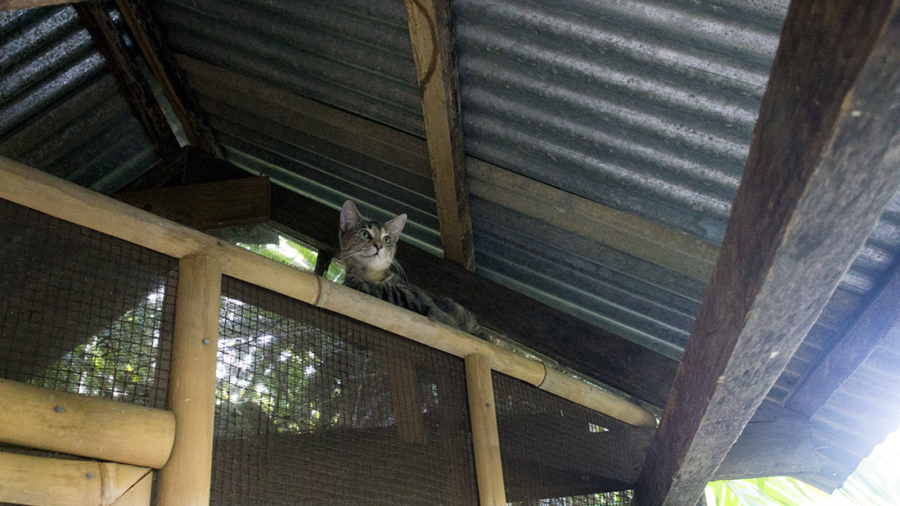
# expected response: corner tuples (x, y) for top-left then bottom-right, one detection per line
(383, 236), (392, 245)
(359, 230), (371, 240)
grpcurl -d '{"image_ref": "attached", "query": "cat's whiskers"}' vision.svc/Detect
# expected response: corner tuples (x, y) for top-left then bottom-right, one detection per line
(390, 258), (409, 283)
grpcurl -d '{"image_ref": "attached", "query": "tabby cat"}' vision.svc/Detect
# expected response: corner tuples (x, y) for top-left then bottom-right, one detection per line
(338, 200), (487, 339)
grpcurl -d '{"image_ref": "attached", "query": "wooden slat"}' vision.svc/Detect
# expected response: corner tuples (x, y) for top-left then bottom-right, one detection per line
(787, 260), (900, 417)
(403, 0), (475, 270)
(110, 472), (153, 506)
(74, 0), (179, 159)
(635, 1), (900, 505)
(466, 354), (507, 506)
(112, 0), (222, 158)
(116, 176), (271, 230)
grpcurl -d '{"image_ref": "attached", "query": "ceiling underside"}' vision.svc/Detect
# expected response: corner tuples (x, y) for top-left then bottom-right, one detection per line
(2, 0), (899, 491)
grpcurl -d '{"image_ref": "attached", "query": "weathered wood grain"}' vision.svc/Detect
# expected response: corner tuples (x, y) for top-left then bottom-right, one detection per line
(403, 0), (475, 270)
(74, 0), (179, 159)
(635, 1), (900, 505)
(112, 0), (222, 158)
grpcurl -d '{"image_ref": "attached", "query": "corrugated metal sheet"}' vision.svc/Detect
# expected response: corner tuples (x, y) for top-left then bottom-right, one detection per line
(805, 327), (900, 491)
(150, 0), (425, 137)
(0, 5), (159, 194)
(3, 0), (898, 492)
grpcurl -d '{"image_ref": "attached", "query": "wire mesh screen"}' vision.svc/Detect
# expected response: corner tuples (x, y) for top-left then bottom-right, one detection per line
(213, 276), (479, 505)
(0, 198), (177, 408)
(493, 372), (636, 506)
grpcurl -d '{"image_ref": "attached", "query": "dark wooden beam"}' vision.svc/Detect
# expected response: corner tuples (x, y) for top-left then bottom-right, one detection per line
(112, 0), (222, 158)
(635, 2), (900, 505)
(0, 0), (85, 11)
(787, 259), (900, 417)
(124, 147), (679, 407)
(402, 0), (476, 271)
(74, 0), (179, 159)
(115, 177), (270, 231)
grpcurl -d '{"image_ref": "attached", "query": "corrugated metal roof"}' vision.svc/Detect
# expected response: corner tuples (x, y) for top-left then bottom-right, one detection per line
(0, 5), (159, 194)
(3, 0), (899, 492)
(150, 0), (426, 137)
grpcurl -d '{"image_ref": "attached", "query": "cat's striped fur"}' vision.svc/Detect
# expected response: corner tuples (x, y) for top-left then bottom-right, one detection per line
(338, 200), (486, 338)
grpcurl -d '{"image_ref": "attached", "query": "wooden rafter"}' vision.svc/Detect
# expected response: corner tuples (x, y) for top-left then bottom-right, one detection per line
(787, 259), (900, 417)
(403, 0), (476, 270)
(112, 0), (223, 158)
(635, 1), (900, 505)
(74, 0), (180, 159)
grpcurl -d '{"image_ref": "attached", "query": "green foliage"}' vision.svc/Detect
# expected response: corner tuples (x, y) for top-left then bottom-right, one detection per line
(238, 236), (318, 272)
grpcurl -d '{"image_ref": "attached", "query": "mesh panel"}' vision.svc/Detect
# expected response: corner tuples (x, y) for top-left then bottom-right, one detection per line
(493, 372), (635, 506)
(0, 198), (178, 506)
(0, 198), (177, 407)
(213, 277), (479, 505)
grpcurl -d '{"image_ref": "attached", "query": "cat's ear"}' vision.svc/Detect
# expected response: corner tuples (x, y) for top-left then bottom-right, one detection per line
(340, 200), (364, 231)
(384, 213), (407, 239)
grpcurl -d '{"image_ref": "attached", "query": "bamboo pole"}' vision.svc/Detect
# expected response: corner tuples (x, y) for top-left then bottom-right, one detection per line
(465, 354), (507, 506)
(0, 451), (150, 506)
(157, 255), (222, 506)
(0, 156), (653, 427)
(111, 472), (152, 506)
(0, 380), (175, 468)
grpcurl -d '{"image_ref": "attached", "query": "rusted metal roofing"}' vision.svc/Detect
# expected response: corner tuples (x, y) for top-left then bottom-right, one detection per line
(0, 5), (159, 194)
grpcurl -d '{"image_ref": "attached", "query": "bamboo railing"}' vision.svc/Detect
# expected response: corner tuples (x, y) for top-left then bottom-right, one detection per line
(0, 156), (657, 504)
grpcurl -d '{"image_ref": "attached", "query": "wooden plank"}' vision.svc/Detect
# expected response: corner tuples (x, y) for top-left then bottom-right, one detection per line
(468, 159), (718, 282)
(465, 354), (507, 506)
(0, 379), (175, 469)
(157, 255), (223, 506)
(116, 176), (271, 230)
(787, 260), (900, 417)
(74, 0), (179, 159)
(175, 54), (430, 177)
(403, 0), (475, 270)
(0, 0), (86, 10)
(635, 2), (900, 505)
(112, 0), (222, 158)
(0, 452), (150, 506)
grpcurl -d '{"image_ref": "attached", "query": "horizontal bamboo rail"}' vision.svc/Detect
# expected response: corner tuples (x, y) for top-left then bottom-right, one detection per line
(0, 451), (150, 506)
(0, 380), (175, 468)
(0, 156), (655, 427)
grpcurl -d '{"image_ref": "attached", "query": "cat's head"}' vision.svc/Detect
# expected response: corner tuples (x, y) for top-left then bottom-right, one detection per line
(339, 200), (407, 280)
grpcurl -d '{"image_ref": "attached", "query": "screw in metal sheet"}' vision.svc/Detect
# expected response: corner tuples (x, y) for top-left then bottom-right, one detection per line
(86, 473), (93, 480)
(54, 406), (64, 413)
(202, 338), (210, 345)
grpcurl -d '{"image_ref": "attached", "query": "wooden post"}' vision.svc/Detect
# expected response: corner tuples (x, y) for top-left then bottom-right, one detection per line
(465, 354), (507, 506)
(0, 452), (149, 506)
(157, 255), (222, 506)
(0, 380), (174, 468)
(384, 351), (425, 444)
